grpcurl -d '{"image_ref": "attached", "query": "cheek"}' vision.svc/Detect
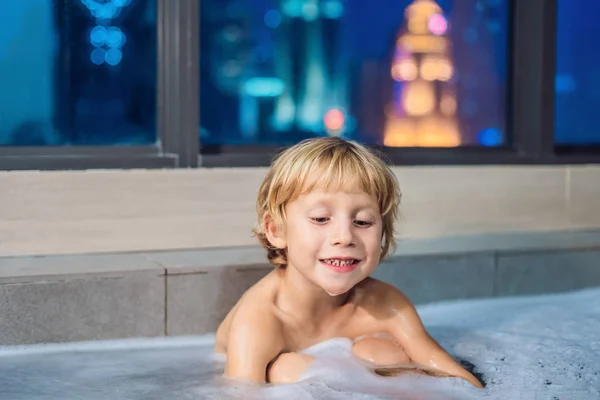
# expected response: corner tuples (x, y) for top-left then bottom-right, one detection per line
(286, 221), (323, 252)
(362, 227), (383, 247)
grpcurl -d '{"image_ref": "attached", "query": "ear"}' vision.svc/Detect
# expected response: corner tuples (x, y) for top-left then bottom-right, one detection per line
(263, 213), (287, 249)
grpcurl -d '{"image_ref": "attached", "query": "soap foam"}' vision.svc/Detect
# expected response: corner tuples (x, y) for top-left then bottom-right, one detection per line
(1, 288), (599, 399)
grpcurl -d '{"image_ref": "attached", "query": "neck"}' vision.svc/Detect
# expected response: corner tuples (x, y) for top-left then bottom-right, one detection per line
(276, 264), (351, 322)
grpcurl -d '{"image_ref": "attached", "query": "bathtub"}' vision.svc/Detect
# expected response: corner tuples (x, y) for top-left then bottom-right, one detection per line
(1, 287), (599, 400)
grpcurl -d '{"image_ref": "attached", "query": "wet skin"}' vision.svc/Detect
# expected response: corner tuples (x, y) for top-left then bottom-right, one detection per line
(215, 190), (483, 388)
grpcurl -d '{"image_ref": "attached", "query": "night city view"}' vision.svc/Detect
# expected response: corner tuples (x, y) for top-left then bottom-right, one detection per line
(0, 0), (599, 148)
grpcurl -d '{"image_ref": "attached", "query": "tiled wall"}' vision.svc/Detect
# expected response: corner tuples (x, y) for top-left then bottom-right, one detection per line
(1, 245), (599, 346)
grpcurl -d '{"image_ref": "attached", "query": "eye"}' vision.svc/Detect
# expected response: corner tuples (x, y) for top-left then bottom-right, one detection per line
(354, 220), (374, 227)
(311, 217), (330, 224)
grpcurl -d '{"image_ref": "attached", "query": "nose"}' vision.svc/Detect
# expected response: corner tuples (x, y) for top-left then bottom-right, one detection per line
(329, 219), (355, 247)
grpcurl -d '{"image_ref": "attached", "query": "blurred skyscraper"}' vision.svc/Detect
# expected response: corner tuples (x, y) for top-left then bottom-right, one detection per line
(54, 0), (156, 145)
(270, 0), (346, 137)
(384, 0), (460, 147)
(201, 0), (348, 144)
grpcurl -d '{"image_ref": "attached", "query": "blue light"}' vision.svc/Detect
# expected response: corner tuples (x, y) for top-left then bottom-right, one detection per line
(82, 0), (131, 65)
(322, 1), (344, 19)
(477, 128), (503, 147)
(106, 27), (126, 48)
(113, 0), (132, 6)
(302, 3), (319, 21)
(105, 48), (123, 66)
(90, 26), (107, 47)
(282, 0), (303, 18)
(90, 48), (106, 65)
(82, 0), (99, 11)
(556, 74), (576, 93)
(244, 77), (285, 97)
(264, 10), (282, 28)
(82, 0), (130, 15)
(98, 3), (118, 19)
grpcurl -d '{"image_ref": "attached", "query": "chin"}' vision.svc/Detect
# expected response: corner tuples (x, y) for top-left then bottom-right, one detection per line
(326, 290), (347, 297)
(322, 283), (355, 297)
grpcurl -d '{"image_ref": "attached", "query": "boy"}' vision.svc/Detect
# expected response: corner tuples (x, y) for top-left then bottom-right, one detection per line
(215, 137), (483, 388)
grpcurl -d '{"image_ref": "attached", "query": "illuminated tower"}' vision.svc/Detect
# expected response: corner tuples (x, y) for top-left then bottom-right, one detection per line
(384, 0), (460, 147)
(272, 0), (346, 135)
(235, 0), (348, 141)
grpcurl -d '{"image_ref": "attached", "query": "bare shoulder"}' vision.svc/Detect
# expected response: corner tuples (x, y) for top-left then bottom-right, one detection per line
(356, 277), (412, 305)
(223, 282), (286, 382)
(215, 271), (287, 382)
(354, 277), (416, 319)
(215, 271), (279, 353)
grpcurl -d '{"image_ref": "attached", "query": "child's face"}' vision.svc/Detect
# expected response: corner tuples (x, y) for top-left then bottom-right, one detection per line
(281, 188), (383, 296)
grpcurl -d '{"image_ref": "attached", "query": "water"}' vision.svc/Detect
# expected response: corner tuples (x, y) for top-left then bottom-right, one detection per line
(1, 288), (599, 400)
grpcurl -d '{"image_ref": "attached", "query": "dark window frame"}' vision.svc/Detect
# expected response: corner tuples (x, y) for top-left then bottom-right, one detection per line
(0, 0), (199, 171)
(2, 0), (599, 171)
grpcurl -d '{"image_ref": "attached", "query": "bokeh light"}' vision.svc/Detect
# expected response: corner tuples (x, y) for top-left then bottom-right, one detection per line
(324, 109), (345, 132)
(428, 14), (448, 35)
(477, 127), (503, 146)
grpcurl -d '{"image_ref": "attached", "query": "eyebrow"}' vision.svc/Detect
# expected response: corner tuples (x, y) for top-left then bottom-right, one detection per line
(304, 201), (379, 214)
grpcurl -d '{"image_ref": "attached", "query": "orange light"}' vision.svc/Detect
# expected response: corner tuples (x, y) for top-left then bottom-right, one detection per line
(403, 80), (435, 116)
(399, 35), (447, 53)
(408, 18), (428, 34)
(386, 0), (460, 148)
(392, 59), (418, 81)
(384, 115), (461, 147)
(324, 109), (345, 131)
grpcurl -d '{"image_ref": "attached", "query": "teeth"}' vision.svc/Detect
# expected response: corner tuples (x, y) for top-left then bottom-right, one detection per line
(324, 259), (356, 267)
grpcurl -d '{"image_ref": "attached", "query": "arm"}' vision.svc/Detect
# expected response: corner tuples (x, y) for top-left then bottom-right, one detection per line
(379, 283), (484, 388)
(224, 305), (285, 383)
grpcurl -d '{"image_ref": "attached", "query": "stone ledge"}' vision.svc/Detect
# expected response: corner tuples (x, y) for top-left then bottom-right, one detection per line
(0, 253), (164, 284)
(1, 228), (599, 346)
(392, 228), (600, 256)
(1, 228), (599, 281)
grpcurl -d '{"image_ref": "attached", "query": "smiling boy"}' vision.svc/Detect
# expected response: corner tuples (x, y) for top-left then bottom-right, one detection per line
(215, 137), (483, 388)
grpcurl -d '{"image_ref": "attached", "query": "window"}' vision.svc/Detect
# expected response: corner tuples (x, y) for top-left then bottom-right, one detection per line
(0, 0), (157, 147)
(1, 0), (599, 170)
(199, 0), (509, 148)
(555, 0), (600, 146)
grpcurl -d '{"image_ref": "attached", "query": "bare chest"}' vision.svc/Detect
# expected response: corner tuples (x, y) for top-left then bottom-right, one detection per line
(278, 308), (387, 352)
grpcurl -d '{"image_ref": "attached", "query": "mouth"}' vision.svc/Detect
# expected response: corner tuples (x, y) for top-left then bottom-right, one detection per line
(319, 258), (361, 273)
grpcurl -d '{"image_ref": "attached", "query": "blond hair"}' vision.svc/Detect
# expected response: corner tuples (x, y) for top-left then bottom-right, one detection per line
(254, 137), (401, 268)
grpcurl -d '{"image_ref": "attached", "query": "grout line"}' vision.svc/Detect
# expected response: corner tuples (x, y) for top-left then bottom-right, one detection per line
(565, 166), (571, 220)
(166, 271), (209, 277)
(163, 269), (168, 337)
(492, 251), (499, 297)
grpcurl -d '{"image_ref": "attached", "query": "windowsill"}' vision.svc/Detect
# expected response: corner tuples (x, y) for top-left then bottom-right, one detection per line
(0, 164), (598, 258)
